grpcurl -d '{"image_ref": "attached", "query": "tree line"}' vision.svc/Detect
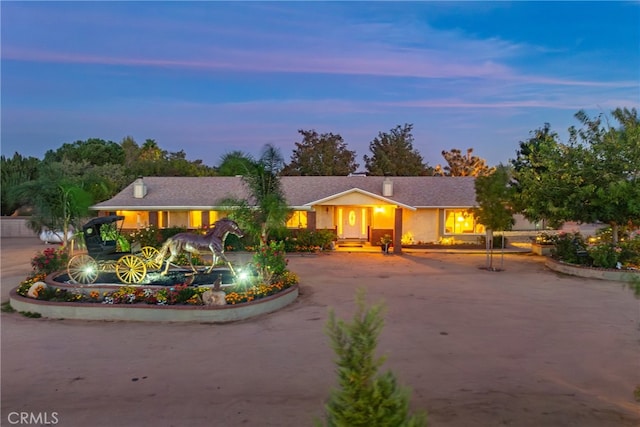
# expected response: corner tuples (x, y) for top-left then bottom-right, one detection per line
(1, 124), (493, 217)
(2, 108), (638, 248)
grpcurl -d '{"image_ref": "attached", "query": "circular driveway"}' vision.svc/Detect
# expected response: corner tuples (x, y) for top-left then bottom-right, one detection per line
(1, 238), (639, 426)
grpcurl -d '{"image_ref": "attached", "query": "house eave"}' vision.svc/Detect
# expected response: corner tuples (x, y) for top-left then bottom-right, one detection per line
(306, 188), (417, 211)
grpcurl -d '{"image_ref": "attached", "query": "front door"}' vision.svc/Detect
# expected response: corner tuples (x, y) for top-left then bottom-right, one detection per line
(338, 207), (368, 239)
(343, 208), (361, 239)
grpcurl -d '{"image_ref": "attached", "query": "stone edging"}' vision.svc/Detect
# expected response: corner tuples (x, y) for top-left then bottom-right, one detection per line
(545, 258), (639, 282)
(8, 285), (299, 323)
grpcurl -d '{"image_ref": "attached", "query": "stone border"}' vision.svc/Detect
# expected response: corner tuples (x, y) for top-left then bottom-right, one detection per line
(8, 285), (299, 323)
(545, 258), (639, 282)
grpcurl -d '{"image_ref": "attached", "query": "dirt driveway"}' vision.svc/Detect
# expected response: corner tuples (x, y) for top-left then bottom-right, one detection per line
(1, 239), (639, 426)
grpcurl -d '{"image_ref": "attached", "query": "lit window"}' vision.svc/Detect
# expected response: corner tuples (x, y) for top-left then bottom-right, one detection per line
(189, 211), (203, 229)
(286, 211), (308, 228)
(444, 210), (484, 234)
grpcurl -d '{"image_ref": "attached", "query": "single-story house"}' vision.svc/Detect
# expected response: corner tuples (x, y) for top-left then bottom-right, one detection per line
(91, 176), (506, 252)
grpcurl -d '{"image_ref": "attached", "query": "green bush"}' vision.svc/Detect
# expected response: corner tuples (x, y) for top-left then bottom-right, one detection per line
(254, 240), (287, 283)
(126, 225), (162, 248)
(268, 228), (337, 252)
(619, 237), (640, 267)
(588, 244), (621, 269)
(159, 226), (189, 242)
(550, 232), (591, 265)
(318, 290), (427, 427)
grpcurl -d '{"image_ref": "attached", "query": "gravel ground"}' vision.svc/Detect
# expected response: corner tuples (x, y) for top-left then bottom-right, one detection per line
(1, 238), (639, 426)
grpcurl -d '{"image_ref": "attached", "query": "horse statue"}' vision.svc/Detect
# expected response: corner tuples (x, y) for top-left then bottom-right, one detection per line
(155, 218), (244, 275)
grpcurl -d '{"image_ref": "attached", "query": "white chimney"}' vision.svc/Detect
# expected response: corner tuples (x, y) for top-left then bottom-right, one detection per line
(133, 177), (147, 199)
(382, 177), (393, 197)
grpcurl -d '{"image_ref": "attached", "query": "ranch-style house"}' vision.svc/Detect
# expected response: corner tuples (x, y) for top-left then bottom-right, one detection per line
(92, 176), (531, 252)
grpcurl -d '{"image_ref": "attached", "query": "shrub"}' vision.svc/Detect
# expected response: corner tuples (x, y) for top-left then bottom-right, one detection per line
(296, 229), (336, 251)
(550, 232), (591, 265)
(318, 289), (427, 427)
(254, 240), (287, 283)
(159, 226), (188, 242)
(588, 244), (621, 269)
(30, 247), (69, 275)
(126, 225), (162, 248)
(619, 236), (640, 268)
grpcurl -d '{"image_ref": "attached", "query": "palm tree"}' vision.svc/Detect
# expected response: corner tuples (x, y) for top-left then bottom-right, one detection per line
(219, 144), (290, 247)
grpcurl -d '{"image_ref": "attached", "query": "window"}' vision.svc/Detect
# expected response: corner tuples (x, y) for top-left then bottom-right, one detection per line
(444, 210), (484, 234)
(189, 211), (202, 229)
(286, 211), (308, 228)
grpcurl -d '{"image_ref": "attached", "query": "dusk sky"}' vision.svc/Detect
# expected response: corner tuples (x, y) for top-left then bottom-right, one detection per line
(2, 1), (638, 169)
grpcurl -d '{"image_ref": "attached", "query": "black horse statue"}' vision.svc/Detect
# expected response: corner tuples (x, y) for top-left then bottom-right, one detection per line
(155, 218), (244, 275)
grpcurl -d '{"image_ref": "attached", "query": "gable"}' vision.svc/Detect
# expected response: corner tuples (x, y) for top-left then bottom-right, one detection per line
(308, 188), (416, 211)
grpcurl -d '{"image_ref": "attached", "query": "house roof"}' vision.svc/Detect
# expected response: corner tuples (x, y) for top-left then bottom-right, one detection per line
(91, 176), (478, 211)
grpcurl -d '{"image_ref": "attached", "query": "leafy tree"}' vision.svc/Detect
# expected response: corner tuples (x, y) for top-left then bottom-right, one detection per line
(512, 108), (640, 243)
(217, 150), (256, 176)
(364, 124), (428, 176)
(13, 162), (93, 246)
(434, 148), (494, 177)
(219, 144), (290, 247)
(571, 108), (640, 243)
(318, 289), (427, 427)
(282, 130), (359, 176)
(160, 150), (216, 177)
(1, 153), (41, 215)
(121, 136), (141, 170)
(473, 164), (515, 270)
(511, 124), (567, 227)
(43, 138), (125, 166)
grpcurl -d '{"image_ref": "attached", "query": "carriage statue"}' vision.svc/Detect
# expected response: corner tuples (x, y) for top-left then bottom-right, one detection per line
(66, 216), (243, 285)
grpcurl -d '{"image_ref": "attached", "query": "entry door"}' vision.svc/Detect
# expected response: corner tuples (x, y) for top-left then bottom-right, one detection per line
(342, 207), (363, 239)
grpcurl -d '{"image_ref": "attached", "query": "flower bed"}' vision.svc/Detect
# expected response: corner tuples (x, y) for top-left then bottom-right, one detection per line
(16, 271), (299, 306)
(545, 258), (640, 283)
(9, 285), (299, 323)
(9, 240), (301, 321)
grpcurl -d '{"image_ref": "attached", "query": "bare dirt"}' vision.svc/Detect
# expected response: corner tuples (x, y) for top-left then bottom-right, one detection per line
(2, 238), (639, 426)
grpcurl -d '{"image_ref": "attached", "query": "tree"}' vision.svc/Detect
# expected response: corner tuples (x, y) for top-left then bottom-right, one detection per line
(364, 124), (428, 176)
(511, 108), (640, 243)
(219, 144), (290, 247)
(473, 164), (515, 270)
(121, 136), (141, 170)
(1, 153), (41, 215)
(217, 150), (256, 176)
(570, 108), (640, 243)
(281, 130), (359, 176)
(434, 148), (494, 177)
(44, 138), (125, 166)
(318, 289), (427, 427)
(13, 162), (93, 246)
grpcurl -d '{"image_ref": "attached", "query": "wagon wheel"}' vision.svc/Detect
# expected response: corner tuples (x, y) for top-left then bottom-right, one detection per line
(140, 246), (162, 270)
(116, 255), (147, 284)
(67, 254), (99, 284)
(100, 260), (117, 273)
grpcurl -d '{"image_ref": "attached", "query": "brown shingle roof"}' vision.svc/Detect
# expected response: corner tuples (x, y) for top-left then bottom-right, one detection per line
(92, 176), (477, 210)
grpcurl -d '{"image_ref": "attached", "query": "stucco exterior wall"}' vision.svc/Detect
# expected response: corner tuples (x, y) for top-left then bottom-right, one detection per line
(402, 209), (440, 243)
(315, 206), (335, 230)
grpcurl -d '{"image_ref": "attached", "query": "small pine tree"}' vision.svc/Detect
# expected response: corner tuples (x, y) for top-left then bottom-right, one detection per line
(318, 289), (427, 427)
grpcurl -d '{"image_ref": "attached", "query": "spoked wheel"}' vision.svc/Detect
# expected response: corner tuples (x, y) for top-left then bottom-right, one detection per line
(67, 254), (99, 284)
(116, 255), (147, 284)
(140, 246), (162, 270)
